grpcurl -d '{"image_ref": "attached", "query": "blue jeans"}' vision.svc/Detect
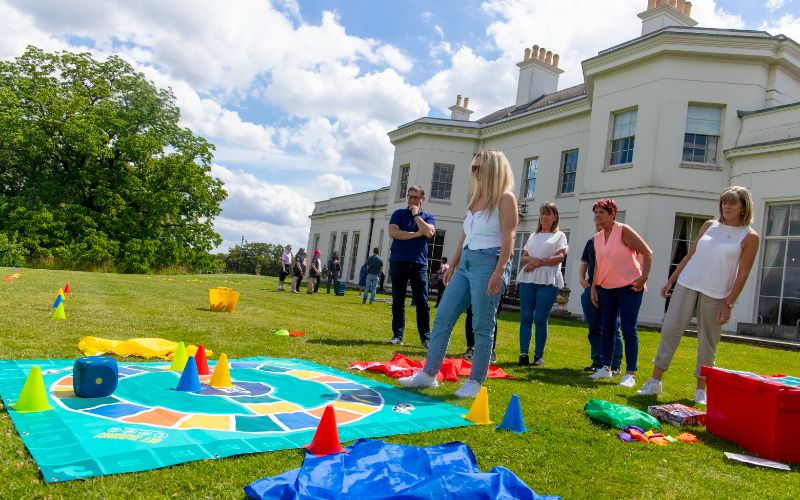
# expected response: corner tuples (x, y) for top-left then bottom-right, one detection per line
(390, 261), (430, 344)
(597, 285), (644, 372)
(363, 274), (379, 303)
(518, 283), (559, 357)
(581, 286), (622, 369)
(424, 247), (509, 383)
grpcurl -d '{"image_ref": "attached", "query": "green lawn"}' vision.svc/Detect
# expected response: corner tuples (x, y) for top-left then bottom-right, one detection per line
(0, 268), (798, 498)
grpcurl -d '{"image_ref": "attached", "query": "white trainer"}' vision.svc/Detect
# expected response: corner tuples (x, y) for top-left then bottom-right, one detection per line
(636, 378), (663, 396)
(398, 370), (439, 389)
(619, 374), (636, 387)
(589, 367), (612, 379)
(454, 380), (482, 399)
(694, 388), (707, 405)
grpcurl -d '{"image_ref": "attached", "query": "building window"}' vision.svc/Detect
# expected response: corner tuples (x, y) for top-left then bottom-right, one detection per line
(377, 229), (384, 258)
(328, 232), (337, 260)
(522, 158), (538, 199)
(609, 109), (637, 166)
(758, 203), (800, 326)
(667, 214), (710, 309)
(560, 230), (570, 284)
(683, 105), (721, 164)
(312, 234), (320, 252)
(510, 231), (531, 281)
(559, 149), (578, 194)
(427, 229), (446, 274)
(339, 232), (348, 279)
(431, 164), (454, 200)
(397, 164), (410, 199)
(348, 231), (360, 281)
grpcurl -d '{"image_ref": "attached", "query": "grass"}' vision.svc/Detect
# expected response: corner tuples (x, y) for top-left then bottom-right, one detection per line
(0, 268), (798, 499)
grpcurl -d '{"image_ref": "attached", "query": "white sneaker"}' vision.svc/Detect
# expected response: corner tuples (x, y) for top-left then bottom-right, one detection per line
(454, 380), (482, 399)
(589, 367), (612, 379)
(619, 374), (636, 387)
(398, 371), (439, 389)
(694, 389), (707, 405)
(636, 378), (663, 396)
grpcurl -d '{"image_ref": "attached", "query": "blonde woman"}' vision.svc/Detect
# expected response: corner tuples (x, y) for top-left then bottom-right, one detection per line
(637, 187), (759, 404)
(517, 202), (568, 367)
(400, 150), (517, 398)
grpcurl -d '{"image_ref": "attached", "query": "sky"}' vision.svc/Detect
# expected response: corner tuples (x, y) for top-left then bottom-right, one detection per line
(1, 0), (798, 250)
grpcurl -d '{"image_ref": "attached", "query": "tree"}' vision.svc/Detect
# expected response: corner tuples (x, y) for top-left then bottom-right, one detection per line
(223, 242), (284, 276)
(0, 46), (227, 272)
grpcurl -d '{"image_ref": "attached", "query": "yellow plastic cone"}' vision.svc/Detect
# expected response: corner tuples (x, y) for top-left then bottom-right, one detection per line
(57, 287), (65, 301)
(51, 302), (66, 320)
(11, 366), (53, 413)
(463, 387), (493, 425)
(209, 353), (233, 388)
(170, 342), (189, 371)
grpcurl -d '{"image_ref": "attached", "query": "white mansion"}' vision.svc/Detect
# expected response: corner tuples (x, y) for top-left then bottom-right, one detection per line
(307, 1), (800, 340)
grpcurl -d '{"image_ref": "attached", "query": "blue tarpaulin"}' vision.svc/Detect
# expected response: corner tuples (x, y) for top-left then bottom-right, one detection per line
(245, 438), (560, 499)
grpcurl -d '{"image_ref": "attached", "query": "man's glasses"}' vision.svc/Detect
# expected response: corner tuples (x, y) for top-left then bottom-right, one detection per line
(407, 194), (422, 200)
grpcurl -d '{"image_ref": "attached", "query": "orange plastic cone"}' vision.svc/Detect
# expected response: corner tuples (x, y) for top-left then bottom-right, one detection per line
(195, 344), (209, 375)
(64, 283), (71, 294)
(209, 353), (233, 388)
(304, 405), (347, 456)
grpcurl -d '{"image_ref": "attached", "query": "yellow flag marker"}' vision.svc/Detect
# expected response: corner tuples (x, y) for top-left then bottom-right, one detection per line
(12, 366), (53, 413)
(209, 353), (233, 388)
(464, 387), (493, 425)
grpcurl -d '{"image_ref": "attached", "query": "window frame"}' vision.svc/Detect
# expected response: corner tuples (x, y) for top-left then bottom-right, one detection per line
(430, 163), (455, 201)
(339, 232), (349, 280)
(681, 104), (723, 168)
(607, 108), (638, 167)
(348, 231), (360, 281)
(510, 231), (532, 282)
(426, 229), (447, 281)
(396, 164), (410, 201)
(757, 202), (800, 326)
(558, 149), (579, 195)
(521, 157), (538, 200)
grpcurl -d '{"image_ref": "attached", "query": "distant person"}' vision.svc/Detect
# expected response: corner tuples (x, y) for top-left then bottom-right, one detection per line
(517, 202), (568, 367)
(435, 257), (449, 307)
(358, 263), (368, 294)
(326, 251), (341, 294)
(400, 149), (517, 399)
(463, 300), (502, 363)
(579, 229), (622, 373)
(637, 187), (759, 405)
(387, 185), (436, 347)
(291, 248), (307, 294)
(307, 249), (321, 294)
(589, 199), (653, 388)
(363, 247), (384, 304)
(278, 244), (292, 291)
(378, 270), (386, 292)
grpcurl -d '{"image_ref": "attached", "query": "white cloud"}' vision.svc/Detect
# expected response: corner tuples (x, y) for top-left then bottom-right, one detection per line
(765, 0), (788, 11)
(688, 0), (746, 29)
(760, 14), (800, 41)
(313, 173), (354, 200)
(421, 11), (433, 22)
(214, 216), (309, 250)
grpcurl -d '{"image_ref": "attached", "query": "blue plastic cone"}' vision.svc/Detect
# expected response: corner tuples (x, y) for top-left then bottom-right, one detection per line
(52, 295), (63, 308)
(176, 356), (202, 393)
(496, 394), (527, 433)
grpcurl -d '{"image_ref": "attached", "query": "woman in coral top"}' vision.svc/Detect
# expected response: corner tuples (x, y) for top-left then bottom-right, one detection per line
(637, 187), (759, 404)
(589, 199), (653, 388)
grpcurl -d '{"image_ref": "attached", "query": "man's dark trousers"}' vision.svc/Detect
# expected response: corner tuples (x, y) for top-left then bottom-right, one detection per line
(390, 261), (430, 344)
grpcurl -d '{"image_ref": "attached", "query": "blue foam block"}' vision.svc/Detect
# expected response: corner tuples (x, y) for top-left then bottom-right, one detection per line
(73, 356), (119, 398)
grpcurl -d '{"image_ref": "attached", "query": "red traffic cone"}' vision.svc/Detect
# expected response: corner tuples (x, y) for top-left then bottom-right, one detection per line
(64, 283), (71, 294)
(304, 405), (347, 456)
(195, 344), (209, 375)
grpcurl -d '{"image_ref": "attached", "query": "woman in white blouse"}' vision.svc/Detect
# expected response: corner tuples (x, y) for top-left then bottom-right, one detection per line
(517, 202), (568, 366)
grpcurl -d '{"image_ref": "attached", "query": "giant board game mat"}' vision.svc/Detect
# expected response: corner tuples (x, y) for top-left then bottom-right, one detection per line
(0, 357), (472, 482)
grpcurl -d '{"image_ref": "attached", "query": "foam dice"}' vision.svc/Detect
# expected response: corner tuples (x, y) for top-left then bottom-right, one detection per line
(73, 356), (118, 398)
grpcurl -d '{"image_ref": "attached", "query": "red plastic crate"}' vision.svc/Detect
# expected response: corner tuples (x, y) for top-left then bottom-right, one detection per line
(701, 366), (800, 463)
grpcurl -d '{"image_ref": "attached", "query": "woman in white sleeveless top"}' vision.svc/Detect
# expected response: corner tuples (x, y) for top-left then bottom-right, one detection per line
(637, 187), (760, 404)
(399, 149), (517, 399)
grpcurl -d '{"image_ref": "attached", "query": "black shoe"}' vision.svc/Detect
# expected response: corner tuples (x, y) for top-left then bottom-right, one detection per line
(533, 356), (544, 367)
(422, 339), (430, 349)
(583, 365), (600, 372)
(490, 351), (497, 363)
(462, 347), (474, 361)
(389, 337), (403, 346)
(518, 354), (530, 366)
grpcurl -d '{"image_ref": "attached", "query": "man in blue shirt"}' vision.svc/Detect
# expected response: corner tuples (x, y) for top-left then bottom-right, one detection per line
(388, 186), (436, 347)
(363, 247), (384, 304)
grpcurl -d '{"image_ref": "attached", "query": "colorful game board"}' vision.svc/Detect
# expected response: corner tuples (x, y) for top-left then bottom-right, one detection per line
(0, 357), (472, 482)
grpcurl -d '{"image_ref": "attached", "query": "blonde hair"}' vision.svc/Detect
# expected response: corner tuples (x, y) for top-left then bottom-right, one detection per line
(719, 186), (753, 226)
(468, 149), (515, 216)
(536, 202), (560, 233)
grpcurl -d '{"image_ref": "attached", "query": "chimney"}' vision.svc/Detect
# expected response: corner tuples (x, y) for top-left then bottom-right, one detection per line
(515, 43), (564, 106)
(448, 95), (474, 121)
(638, 0), (697, 36)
